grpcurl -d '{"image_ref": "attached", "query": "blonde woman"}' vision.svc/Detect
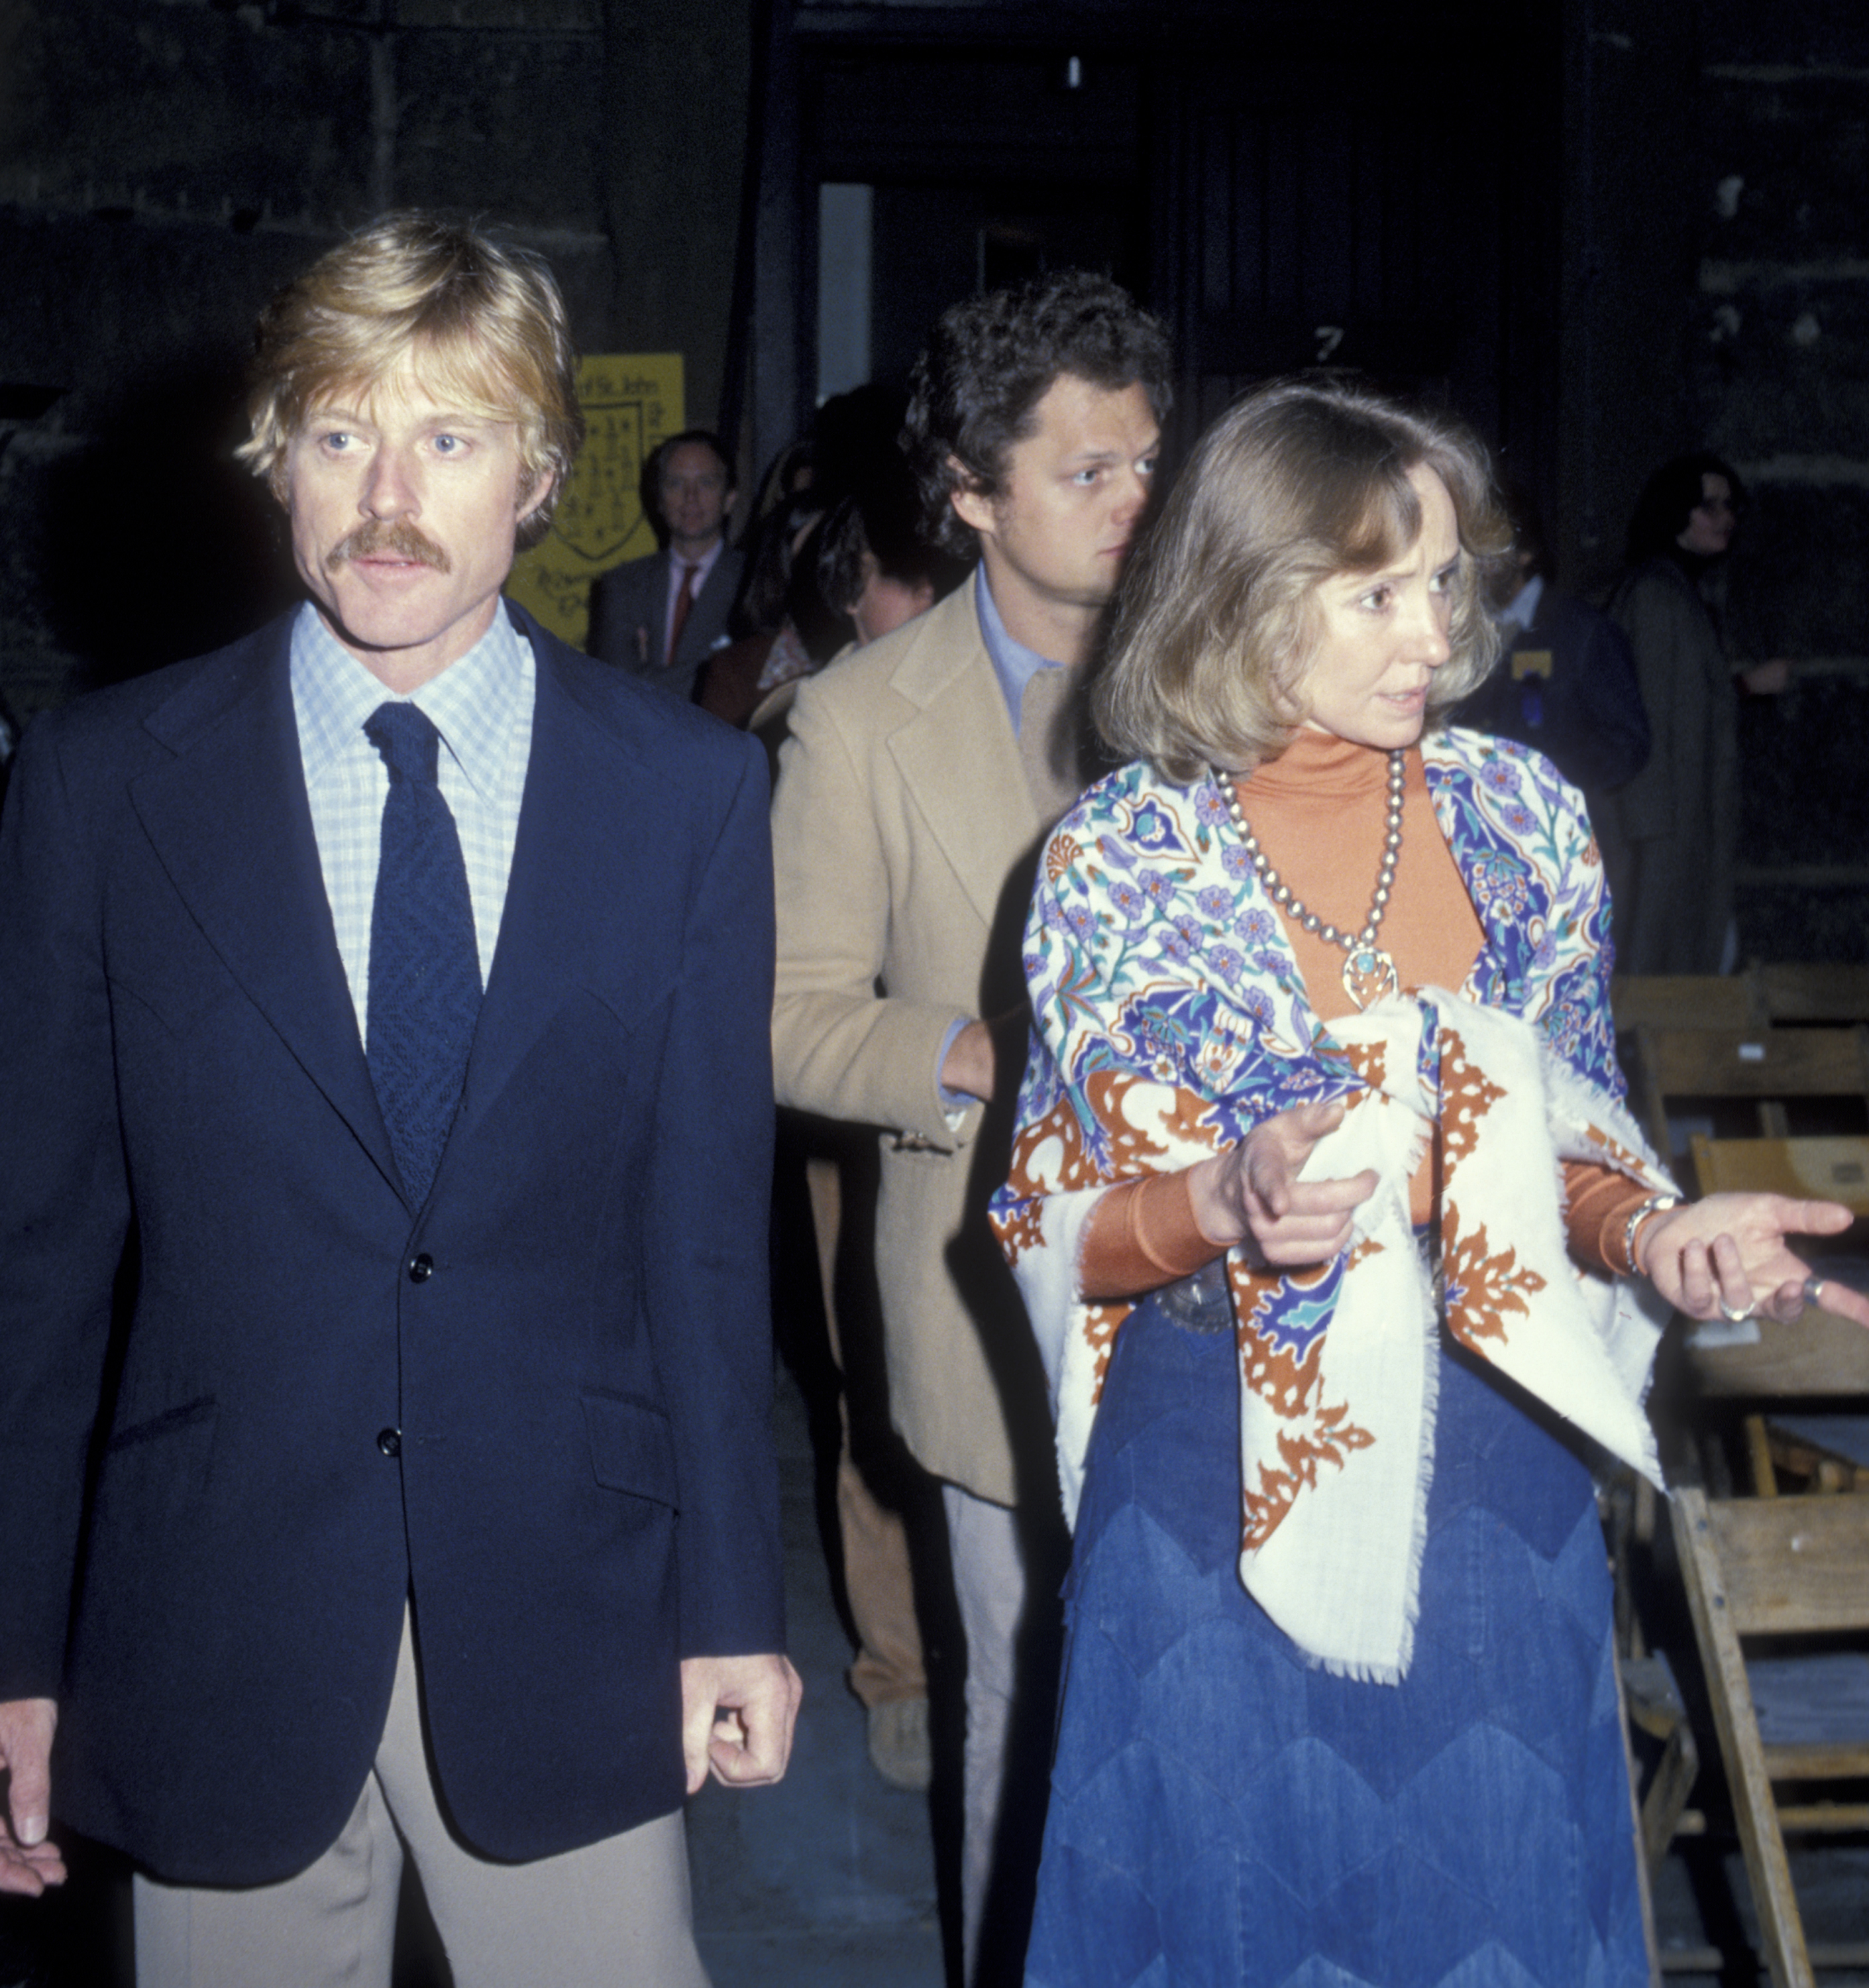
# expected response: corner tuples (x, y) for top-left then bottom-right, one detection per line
(991, 378), (1865, 1987)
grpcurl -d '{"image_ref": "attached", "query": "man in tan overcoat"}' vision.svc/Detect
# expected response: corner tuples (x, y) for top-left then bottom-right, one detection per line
(770, 270), (1170, 1985)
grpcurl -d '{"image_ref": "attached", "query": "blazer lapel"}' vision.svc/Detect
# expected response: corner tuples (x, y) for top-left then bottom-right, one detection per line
(130, 622), (403, 1198)
(681, 547), (737, 663)
(886, 587), (1039, 930)
(645, 549), (673, 668)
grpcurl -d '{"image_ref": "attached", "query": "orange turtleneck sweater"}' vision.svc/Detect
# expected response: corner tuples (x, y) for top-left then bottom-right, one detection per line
(1081, 730), (1648, 1297)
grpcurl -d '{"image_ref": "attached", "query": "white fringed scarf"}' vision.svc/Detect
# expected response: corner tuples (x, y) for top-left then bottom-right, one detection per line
(1012, 987), (1676, 1683)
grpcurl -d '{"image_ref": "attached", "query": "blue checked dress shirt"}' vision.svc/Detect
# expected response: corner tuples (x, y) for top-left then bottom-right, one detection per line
(291, 601), (535, 1049)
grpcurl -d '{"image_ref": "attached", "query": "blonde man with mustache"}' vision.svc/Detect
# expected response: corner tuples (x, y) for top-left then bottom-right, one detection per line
(0, 214), (798, 1987)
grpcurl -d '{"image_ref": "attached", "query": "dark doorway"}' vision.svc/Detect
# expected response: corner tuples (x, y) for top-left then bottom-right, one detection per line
(752, 8), (1560, 500)
(799, 39), (1150, 406)
(867, 181), (1146, 394)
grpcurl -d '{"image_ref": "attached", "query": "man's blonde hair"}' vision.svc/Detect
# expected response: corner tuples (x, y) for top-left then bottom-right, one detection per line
(237, 213), (584, 549)
(1096, 376), (1511, 781)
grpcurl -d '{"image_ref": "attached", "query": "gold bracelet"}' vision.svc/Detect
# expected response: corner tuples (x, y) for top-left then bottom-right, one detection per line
(1619, 1192), (1682, 1278)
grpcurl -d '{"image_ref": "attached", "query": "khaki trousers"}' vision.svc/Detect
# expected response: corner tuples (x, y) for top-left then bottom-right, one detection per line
(939, 1482), (1069, 1988)
(134, 1606), (708, 1988)
(806, 1152), (927, 1708)
(941, 1481), (1024, 1987)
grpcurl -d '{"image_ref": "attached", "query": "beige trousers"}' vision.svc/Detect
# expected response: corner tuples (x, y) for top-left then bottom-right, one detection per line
(941, 1480), (1026, 1988)
(134, 1606), (708, 1988)
(806, 1152), (928, 1708)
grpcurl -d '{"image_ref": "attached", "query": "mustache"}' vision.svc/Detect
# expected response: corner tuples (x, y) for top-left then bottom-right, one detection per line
(326, 519), (451, 573)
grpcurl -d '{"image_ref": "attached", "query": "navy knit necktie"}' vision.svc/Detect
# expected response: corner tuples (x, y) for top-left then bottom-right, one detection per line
(364, 702), (482, 1205)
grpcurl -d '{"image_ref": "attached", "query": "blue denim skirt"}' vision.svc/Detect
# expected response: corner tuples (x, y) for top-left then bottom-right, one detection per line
(1024, 1286), (1648, 1988)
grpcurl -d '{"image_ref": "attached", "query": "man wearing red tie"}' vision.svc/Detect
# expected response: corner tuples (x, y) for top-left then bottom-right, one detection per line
(588, 429), (745, 700)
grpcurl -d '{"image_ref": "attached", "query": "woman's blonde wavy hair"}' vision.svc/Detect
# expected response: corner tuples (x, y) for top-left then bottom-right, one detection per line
(1096, 376), (1511, 782)
(237, 213), (584, 549)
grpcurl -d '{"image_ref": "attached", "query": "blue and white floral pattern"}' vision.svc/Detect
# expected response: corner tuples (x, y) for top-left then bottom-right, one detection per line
(990, 728), (1670, 1676)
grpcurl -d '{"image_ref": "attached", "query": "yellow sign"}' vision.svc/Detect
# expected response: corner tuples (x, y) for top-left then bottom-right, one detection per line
(506, 353), (684, 649)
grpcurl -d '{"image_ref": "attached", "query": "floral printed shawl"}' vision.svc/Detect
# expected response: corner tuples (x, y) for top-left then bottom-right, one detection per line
(989, 727), (1676, 1682)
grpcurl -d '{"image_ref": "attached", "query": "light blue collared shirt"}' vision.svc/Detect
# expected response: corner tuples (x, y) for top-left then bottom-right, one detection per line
(291, 600), (536, 1047)
(974, 564), (1071, 732)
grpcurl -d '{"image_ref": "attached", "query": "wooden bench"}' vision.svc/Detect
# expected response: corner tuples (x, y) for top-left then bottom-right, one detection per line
(1612, 966), (1869, 1036)
(1632, 1026), (1869, 1162)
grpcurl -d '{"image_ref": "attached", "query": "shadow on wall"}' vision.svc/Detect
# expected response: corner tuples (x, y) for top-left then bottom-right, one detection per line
(38, 359), (299, 690)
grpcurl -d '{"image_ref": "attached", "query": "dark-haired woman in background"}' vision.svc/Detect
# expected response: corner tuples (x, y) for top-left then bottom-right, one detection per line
(989, 382), (1865, 1987)
(1601, 451), (1785, 975)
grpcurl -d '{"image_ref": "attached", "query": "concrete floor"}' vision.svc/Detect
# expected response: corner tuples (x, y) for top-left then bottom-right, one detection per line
(685, 1362), (949, 1987)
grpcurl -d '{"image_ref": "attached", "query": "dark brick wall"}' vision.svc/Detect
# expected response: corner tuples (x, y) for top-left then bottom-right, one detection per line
(1689, 13), (1869, 958)
(0, 203), (317, 708)
(2, 0), (1864, 971)
(1558, 1), (1702, 588)
(1558, 0), (1868, 960)
(0, 0), (747, 718)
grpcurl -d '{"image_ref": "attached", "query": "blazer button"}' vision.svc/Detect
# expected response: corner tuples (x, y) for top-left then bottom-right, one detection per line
(407, 1253), (433, 1283)
(377, 1427), (401, 1457)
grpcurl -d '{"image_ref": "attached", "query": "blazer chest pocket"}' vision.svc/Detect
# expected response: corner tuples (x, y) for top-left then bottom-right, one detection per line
(582, 1390), (679, 1510)
(584, 969), (677, 1044)
(107, 942), (251, 1046)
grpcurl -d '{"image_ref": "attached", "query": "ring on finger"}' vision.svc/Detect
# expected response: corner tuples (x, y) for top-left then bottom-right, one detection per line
(1802, 1274), (1825, 1308)
(1718, 1296), (1754, 1323)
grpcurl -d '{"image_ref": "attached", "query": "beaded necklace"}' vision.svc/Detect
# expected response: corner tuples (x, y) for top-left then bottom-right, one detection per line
(1222, 749), (1406, 1010)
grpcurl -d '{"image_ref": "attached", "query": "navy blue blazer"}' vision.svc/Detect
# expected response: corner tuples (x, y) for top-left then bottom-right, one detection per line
(0, 603), (784, 1885)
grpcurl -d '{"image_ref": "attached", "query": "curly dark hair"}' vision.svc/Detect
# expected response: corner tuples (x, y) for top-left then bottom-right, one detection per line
(903, 270), (1173, 559)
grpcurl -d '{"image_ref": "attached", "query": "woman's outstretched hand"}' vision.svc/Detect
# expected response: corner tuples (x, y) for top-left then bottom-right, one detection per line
(1639, 1193), (1869, 1327)
(1188, 1099), (1378, 1269)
